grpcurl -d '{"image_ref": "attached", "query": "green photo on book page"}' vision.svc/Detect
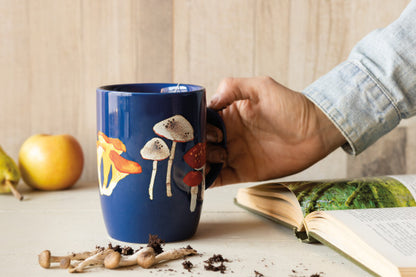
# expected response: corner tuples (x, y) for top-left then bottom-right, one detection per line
(286, 176), (416, 216)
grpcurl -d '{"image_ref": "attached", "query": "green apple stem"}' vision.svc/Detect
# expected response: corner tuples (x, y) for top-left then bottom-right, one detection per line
(6, 180), (23, 201)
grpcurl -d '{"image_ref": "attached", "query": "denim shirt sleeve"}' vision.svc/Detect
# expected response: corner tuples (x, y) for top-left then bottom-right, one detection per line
(302, 0), (416, 155)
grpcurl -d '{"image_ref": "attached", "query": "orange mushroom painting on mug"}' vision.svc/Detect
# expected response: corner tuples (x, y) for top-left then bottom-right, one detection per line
(97, 132), (142, 196)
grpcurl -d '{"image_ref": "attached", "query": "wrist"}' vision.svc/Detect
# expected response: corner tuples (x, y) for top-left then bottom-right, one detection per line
(313, 104), (347, 152)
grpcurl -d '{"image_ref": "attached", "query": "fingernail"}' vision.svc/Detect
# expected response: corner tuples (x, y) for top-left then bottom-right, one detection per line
(208, 96), (220, 107)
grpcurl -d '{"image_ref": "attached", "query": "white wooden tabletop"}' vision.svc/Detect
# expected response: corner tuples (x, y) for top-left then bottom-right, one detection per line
(0, 182), (371, 277)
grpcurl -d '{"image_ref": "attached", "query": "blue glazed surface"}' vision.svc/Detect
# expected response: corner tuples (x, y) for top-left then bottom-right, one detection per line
(96, 83), (223, 243)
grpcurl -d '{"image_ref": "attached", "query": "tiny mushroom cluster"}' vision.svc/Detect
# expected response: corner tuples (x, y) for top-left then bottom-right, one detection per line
(38, 236), (197, 273)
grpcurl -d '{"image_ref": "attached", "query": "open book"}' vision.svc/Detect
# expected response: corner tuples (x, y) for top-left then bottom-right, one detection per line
(235, 175), (416, 277)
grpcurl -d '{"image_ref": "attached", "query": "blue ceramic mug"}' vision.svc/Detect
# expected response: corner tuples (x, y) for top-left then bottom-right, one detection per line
(96, 83), (226, 243)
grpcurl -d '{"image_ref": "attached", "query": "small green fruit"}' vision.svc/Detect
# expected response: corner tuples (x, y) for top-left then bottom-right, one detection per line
(0, 146), (23, 200)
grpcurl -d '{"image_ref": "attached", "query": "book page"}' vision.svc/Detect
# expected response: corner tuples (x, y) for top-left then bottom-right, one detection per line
(235, 187), (304, 229)
(391, 175), (416, 201)
(325, 207), (416, 267)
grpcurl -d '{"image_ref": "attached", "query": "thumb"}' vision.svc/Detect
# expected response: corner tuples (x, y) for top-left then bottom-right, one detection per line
(208, 77), (257, 110)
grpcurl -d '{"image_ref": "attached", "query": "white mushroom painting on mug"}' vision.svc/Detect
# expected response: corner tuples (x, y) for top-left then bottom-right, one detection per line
(153, 115), (194, 197)
(140, 138), (170, 200)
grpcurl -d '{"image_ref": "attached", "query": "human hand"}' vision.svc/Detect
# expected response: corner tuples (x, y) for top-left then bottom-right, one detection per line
(207, 77), (346, 187)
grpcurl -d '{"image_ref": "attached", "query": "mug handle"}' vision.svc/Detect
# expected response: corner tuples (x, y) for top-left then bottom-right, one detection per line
(205, 108), (227, 189)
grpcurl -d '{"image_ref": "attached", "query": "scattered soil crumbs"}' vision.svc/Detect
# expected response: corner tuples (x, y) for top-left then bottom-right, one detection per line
(288, 262), (326, 277)
(290, 269), (325, 277)
(183, 245), (197, 255)
(204, 254), (230, 273)
(147, 234), (165, 255)
(182, 260), (193, 272)
(107, 243), (135, 255)
(206, 254), (230, 264)
(254, 270), (264, 277)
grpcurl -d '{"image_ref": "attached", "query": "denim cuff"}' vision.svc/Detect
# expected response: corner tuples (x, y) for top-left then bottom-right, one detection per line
(302, 61), (401, 155)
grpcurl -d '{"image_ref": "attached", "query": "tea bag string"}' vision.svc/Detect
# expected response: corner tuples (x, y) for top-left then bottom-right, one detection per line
(174, 83), (181, 93)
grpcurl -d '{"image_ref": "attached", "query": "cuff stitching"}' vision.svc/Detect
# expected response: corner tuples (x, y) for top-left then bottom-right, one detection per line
(349, 60), (402, 121)
(305, 93), (357, 155)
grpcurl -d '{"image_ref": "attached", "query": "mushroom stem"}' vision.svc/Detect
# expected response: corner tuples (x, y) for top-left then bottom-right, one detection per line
(149, 160), (158, 200)
(136, 247), (156, 268)
(137, 247), (197, 269)
(97, 146), (104, 194)
(38, 249), (101, 269)
(69, 250), (101, 260)
(166, 141), (176, 197)
(106, 169), (128, 196)
(60, 250), (100, 269)
(68, 249), (114, 273)
(102, 156), (111, 190)
(201, 167), (206, 200)
(190, 186), (198, 212)
(5, 180), (23, 201)
(155, 247), (197, 264)
(104, 248), (145, 269)
(38, 250), (68, 269)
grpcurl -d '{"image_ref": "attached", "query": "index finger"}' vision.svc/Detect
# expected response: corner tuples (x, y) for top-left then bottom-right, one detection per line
(208, 77), (259, 110)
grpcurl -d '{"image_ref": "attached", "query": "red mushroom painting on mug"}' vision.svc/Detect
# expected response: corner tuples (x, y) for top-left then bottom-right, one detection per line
(183, 171), (203, 212)
(183, 142), (207, 207)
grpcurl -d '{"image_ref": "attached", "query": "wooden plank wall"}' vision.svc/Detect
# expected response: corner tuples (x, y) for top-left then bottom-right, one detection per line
(0, 0), (173, 183)
(0, 0), (412, 184)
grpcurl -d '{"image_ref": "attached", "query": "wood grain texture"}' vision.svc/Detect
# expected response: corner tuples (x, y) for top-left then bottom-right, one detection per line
(347, 128), (407, 177)
(0, 0), (172, 183)
(174, 0), (255, 93)
(174, 0), (410, 95)
(0, 0), (412, 183)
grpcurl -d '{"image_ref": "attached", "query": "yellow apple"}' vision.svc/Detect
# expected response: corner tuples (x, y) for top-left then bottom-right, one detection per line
(18, 134), (84, 190)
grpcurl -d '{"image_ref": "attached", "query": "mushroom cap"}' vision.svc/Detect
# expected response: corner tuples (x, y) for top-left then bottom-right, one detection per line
(98, 131), (126, 152)
(109, 151), (142, 174)
(183, 171), (203, 187)
(38, 250), (51, 268)
(140, 138), (170, 161)
(59, 257), (71, 269)
(153, 115), (194, 142)
(104, 251), (122, 269)
(183, 143), (206, 169)
(136, 247), (156, 269)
